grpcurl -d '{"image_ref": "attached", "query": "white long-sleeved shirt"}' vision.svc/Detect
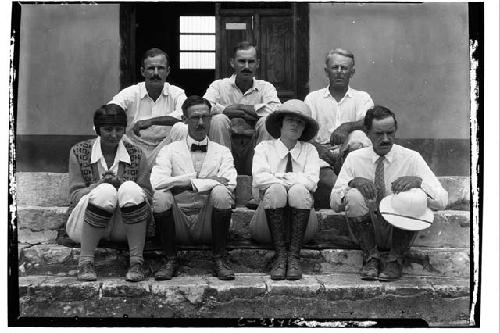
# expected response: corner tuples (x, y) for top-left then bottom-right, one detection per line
(304, 86), (373, 145)
(151, 138), (237, 193)
(203, 74), (281, 117)
(109, 82), (187, 147)
(252, 139), (320, 192)
(330, 144), (448, 211)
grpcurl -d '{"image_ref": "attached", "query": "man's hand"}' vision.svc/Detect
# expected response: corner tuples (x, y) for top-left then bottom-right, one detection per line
(133, 119), (153, 136)
(202, 176), (229, 185)
(348, 177), (377, 200)
(330, 124), (350, 145)
(315, 145), (336, 166)
(169, 178), (193, 195)
(391, 176), (422, 194)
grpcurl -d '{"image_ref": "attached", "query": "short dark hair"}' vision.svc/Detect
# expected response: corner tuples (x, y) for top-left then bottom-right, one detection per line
(181, 95), (212, 118)
(364, 105), (398, 131)
(325, 48), (355, 67)
(94, 104), (127, 135)
(232, 41), (256, 58)
(141, 48), (170, 68)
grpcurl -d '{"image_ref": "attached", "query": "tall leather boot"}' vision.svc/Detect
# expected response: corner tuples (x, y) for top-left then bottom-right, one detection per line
(287, 208), (310, 280)
(379, 227), (417, 281)
(346, 215), (380, 280)
(211, 208), (235, 280)
(265, 208), (287, 280)
(154, 209), (179, 280)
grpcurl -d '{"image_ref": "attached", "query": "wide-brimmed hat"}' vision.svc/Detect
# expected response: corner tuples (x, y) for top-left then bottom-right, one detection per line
(265, 99), (319, 141)
(379, 188), (434, 231)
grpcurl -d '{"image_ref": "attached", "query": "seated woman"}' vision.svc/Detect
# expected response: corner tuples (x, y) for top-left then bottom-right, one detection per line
(250, 99), (321, 280)
(66, 104), (153, 282)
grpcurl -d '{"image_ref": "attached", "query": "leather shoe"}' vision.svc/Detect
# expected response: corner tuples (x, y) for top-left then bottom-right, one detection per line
(214, 255), (235, 280)
(270, 252), (287, 280)
(378, 260), (403, 281)
(77, 261), (97, 281)
(360, 257), (379, 280)
(155, 256), (179, 280)
(126, 262), (148, 282)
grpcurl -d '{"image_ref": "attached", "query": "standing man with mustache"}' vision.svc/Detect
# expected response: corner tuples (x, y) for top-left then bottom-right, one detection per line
(202, 41), (281, 176)
(305, 48), (374, 209)
(109, 48), (187, 164)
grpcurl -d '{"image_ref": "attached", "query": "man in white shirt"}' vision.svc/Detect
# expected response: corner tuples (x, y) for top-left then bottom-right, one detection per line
(109, 48), (187, 162)
(203, 41), (281, 175)
(150, 96), (237, 281)
(330, 105), (448, 281)
(305, 48), (374, 209)
(252, 100), (320, 280)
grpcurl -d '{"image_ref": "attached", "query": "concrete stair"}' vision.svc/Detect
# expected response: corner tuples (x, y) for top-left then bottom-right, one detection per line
(14, 172), (473, 326)
(19, 273), (470, 325)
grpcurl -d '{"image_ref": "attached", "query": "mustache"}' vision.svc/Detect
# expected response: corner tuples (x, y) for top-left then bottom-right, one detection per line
(241, 69), (252, 73)
(150, 75), (162, 80)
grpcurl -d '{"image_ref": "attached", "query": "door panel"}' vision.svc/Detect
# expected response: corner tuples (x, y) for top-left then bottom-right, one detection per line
(259, 15), (295, 100)
(218, 16), (254, 78)
(216, 3), (308, 101)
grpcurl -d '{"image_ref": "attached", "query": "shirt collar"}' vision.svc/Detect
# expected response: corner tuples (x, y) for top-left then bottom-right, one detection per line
(186, 135), (209, 148)
(323, 85), (353, 99)
(91, 137), (130, 164)
(370, 144), (396, 164)
(230, 74), (258, 92)
(140, 82), (170, 99)
(276, 139), (301, 159)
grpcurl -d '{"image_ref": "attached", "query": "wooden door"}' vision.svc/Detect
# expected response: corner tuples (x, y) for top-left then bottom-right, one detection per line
(216, 3), (309, 101)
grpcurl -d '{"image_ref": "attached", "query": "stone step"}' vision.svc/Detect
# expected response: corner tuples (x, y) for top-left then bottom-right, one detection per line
(17, 206), (470, 249)
(15, 173), (470, 209)
(19, 273), (471, 326)
(19, 244), (470, 279)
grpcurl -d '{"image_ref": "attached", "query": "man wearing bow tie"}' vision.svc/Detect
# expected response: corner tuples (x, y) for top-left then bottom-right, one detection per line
(150, 95), (237, 280)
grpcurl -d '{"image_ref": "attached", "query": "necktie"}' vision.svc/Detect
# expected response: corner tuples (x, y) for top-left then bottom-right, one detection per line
(191, 144), (207, 152)
(375, 156), (385, 204)
(285, 152), (293, 173)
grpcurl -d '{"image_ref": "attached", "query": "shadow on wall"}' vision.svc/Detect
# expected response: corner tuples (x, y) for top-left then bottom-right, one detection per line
(15, 135), (470, 176)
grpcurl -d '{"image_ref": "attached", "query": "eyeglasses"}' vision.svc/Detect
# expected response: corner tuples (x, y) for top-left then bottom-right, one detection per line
(188, 115), (212, 122)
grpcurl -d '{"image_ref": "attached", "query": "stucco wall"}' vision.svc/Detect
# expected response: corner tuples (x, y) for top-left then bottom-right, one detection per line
(309, 3), (470, 139)
(17, 4), (120, 135)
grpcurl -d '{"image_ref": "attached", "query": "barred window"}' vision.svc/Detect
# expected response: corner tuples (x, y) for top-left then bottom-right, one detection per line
(179, 16), (216, 69)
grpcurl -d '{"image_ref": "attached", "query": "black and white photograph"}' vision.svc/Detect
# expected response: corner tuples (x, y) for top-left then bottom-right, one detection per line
(5, 0), (499, 330)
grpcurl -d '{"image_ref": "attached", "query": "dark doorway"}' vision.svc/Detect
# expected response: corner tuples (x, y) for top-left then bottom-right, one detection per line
(122, 2), (216, 96)
(216, 2), (309, 100)
(121, 2), (309, 100)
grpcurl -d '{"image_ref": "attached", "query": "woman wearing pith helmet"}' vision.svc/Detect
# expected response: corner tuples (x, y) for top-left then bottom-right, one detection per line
(251, 99), (321, 280)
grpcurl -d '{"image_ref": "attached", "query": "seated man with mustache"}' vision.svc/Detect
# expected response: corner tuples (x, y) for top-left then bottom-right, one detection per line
(109, 48), (187, 165)
(330, 105), (448, 281)
(203, 41), (281, 176)
(151, 95), (237, 281)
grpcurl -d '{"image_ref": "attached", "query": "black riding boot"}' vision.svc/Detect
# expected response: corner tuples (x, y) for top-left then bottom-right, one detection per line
(287, 208), (310, 280)
(154, 209), (179, 280)
(265, 208), (288, 280)
(212, 208), (235, 280)
(346, 214), (380, 280)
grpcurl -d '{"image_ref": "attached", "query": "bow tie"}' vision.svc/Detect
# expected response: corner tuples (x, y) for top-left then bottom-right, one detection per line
(190, 144), (207, 152)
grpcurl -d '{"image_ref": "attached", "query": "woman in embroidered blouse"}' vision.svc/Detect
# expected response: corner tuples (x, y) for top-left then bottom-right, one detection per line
(66, 104), (152, 282)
